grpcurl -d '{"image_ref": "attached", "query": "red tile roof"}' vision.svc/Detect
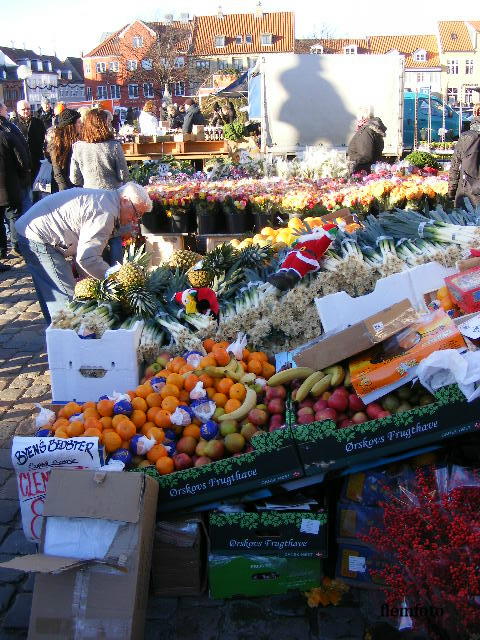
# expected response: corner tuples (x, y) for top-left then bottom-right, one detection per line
(295, 38), (369, 54)
(369, 35), (441, 68)
(192, 12), (295, 55)
(438, 21), (474, 52)
(468, 21), (480, 32)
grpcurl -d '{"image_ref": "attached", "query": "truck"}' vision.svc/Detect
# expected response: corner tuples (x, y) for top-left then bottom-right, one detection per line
(247, 54), (466, 156)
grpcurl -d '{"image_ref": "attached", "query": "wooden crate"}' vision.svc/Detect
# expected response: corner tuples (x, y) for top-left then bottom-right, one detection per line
(201, 234), (244, 253)
(144, 233), (185, 267)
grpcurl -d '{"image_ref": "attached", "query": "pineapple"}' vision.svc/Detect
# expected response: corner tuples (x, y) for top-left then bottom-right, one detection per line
(74, 278), (100, 300)
(121, 287), (159, 318)
(115, 262), (146, 292)
(202, 244), (238, 274)
(234, 246), (274, 269)
(187, 268), (213, 288)
(169, 250), (203, 272)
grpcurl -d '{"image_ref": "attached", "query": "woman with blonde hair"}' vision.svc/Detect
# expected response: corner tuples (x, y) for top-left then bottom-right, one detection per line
(138, 100), (159, 135)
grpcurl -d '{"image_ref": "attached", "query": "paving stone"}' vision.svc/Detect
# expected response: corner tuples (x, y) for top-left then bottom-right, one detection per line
(0, 532), (36, 556)
(0, 527), (9, 545)
(0, 389), (24, 403)
(269, 592), (308, 617)
(0, 449), (13, 470)
(0, 502), (18, 524)
(147, 597), (179, 620)
(174, 605), (222, 640)
(179, 596), (225, 608)
(0, 584), (15, 613)
(0, 470), (12, 486)
(0, 476), (18, 501)
(21, 386), (49, 399)
(19, 574), (35, 593)
(144, 620), (175, 640)
(0, 554), (25, 584)
(8, 378), (32, 391)
(316, 606), (365, 640)
(3, 592), (32, 629)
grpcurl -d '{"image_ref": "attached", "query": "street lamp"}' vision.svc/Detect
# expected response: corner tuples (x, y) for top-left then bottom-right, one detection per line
(17, 64), (33, 101)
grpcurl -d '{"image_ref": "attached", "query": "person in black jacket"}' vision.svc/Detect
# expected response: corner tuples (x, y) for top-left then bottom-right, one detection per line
(210, 102), (225, 127)
(448, 104), (480, 209)
(47, 108), (81, 192)
(182, 99), (206, 134)
(36, 98), (54, 130)
(12, 100), (46, 186)
(221, 101), (237, 125)
(347, 116), (387, 175)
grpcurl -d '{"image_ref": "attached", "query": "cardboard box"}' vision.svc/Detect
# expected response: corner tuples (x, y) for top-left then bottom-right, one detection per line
(202, 234), (244, 252)
(192, 125), (205, 140)
(336, 544), (386, 588)
(294, 300), (417, 371)
(337, 504), (383, 544)
(151, 514), (206, 596)
(143, 232), (185, 267)
(445, 266), (480, 314)
(0, 470), (158, 640)
(174, 133), (195, 142)
(208, 512), (325, 598)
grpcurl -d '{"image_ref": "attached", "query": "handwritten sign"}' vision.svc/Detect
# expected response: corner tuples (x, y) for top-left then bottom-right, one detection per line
(11, 437), (102, 542)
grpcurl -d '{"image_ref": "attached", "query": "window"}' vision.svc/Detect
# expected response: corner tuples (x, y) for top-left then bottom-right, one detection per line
(217, 59), (228, 70)
(132, 35), (143, 48)
(17, 59), (30, 68)
(174, 81), (185, 96)
(466, 59), (474, 74)
(174, 56), (185, 68)
(143, 82), (154, 98)
(344, 45), (357, 55)
(85, 63), (91, 74)
(416, 72), (425, 83)
(31, 59), (43, 71)
(235, 35), (242, 45)
(141, 59), (153, 70)
(109, 61), (119, 72)
(67, 70), (72, 80)
(232, 58), (243, 70)
(110, 84), (121, 99)
(247, 57), (258, 68)
(96, 62), (106, 73)
(45, 61), (52, 72)
(245, 34), (253, 44)
(128, 83), (139, 98)
(196, 59), (210, 70)
(215, 35), (226, 48)
(127, 60), (137, 71)
(465, 88), (474, 104)
(447, 59), (459, 74)
(447, 87), (458, 103)
(413, 49), (427, 62)
(86, 86), (92, 100)
(96, 85), (108, 99)
(310, 45), (324, 54)
(260, 34), (273, 46)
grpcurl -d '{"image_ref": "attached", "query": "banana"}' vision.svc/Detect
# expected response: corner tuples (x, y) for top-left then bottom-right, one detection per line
(241, 373), (257, 384)
(218, 387), (257, 422)
(199, 366), (229, 378)
(310, 374), (333, 397)
(324, 365), (345, 387)
(344, 369), (351, 387)
(295, 371), (325, 402)
(267, 367), (315, 387)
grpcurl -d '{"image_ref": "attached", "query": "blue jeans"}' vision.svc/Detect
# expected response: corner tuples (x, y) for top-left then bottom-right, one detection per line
(17, 236), (75, 325)
(108, 236), (124, 265)
(6, 188), (33, 246)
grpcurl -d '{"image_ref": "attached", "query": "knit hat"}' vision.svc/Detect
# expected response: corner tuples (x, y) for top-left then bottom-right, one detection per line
(57, 108), (81, 128)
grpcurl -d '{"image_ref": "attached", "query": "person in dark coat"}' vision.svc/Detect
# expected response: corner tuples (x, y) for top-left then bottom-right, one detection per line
(125, 107), (134, 125)
(210, 102), (225, 127)
(182, 99), (206, 134)
(347, 116), (387, 175)
(221, 101), (237, 124)
(112, 111), (121, 134)
(36, 98), (54, 130)
(47, 109), (81, 192)
(0, 101), (32, 256)
(448, 104), (480, 209)
(12, 100), (46, 185)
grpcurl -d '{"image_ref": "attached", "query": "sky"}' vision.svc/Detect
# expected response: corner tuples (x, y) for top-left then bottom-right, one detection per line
(0, 0), (478, 59)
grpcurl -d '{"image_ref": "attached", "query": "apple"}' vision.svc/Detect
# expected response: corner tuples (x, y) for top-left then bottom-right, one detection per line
(328, 393), (348, 413)
(173, 453), (193, 470)
(377, 410), (391, 419)
(297, 413), (315, 425)
(156, 353), (171, 367)
(269, 415), (284, 431)
(224, 433), (246, 453)
(266, 385), (286, 400)
(339, 418), (355, 428)
(176, 436), (197, 456)
(220, 420), (238, 436)
(366, 403), (384, 420)
(349, 394), (365, 412)
(213, 407), (226, 420)
(313, 399), (328, 413)
(352, 411), (368, 424)
(248, 408), (268, 426)
(194, 456), (211, 467)
(334, 386), (350, 398)
(298, 399), (314, 409)
(204, 440), (225, 460)
(240, 423), (258, 441)
(268, 398), (285, 414)
(195, 439), (208, 456)
(315, 408), (338, 422)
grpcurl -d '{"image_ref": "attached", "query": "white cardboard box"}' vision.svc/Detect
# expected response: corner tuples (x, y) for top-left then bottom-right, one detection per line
(143, 233), (185, 267)
(46, 321), (143, 403)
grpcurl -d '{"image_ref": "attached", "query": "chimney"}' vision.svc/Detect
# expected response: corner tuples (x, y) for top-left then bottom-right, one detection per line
(255, 1), (263, 18)
(217, 5), (224, 19)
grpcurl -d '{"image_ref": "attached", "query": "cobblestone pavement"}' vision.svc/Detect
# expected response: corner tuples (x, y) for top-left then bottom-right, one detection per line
(0, 256), (427, 640)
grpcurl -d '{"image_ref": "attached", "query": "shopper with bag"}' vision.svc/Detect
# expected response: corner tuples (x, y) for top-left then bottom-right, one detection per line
(47, 108), (81, 191)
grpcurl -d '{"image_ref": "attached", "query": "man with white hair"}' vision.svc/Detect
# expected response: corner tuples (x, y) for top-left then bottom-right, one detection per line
(36, 98), (54, 129)
(15, 182), (153, 323)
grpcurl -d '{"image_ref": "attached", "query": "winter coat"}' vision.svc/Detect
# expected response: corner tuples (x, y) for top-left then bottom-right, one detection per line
(138, 111), (159, 136)
(15, 188), (121, 279)
(347, 119), (386, 174)
(182, 104), (206, 134)
(222, 107), (236, 125)
(448, 118), (480, 209)
(69, 140), (129, 190)
(36, 107), (54, 130)
(0, 116), (31, 208)
(11, 115), (46, 184)
(48, 146), (74, 192)
(210, 110), (225, 127)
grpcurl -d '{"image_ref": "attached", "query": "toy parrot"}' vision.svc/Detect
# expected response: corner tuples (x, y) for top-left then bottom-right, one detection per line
(173, 288), (219, 318)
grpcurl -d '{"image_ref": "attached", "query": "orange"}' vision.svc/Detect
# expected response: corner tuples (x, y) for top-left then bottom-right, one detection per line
(83, 427), (103, 440)
(242, 348), (250, 361)
(160, 384), (180, 399)
(141, 421), (156, 436)
(192, 417), (202, 426)
(52, 418), (69, 431)
(184, 374), (199, 392)
(97, 399), (114, 417)
(153, 410), (171, 428)
(178, 389), (190, 403)
(147, 444), (168, 463)
(84, 416), (103, 431)
(82, 407), (101, 420)
(166, 373), (184, 389)
(262, 362), (276, 379)
(212, 392), (228, 408)
(157, 369), (170, 378)
(183, 424), (201, 439)
(103, 431), (122, 452)
(212, 347), (230, 367)
(131, 409), (147, 428)
(82, 402), (96, 411)
(238, 361), (247, 371)
(200, 355), (216, 368)
(100, 416), (113, 430)
(155, 456), (174, 475)
(168, 356), (186, 373)
(249, 351), (268, 362)
(63, 402), (82, 418)
(67, 421), (85, 437)
(112, 414), (129, 428)
(247, 359), (263, 375)
(126, 390), (137, 400)
(146, 426), (165, 443)
(216, 377), (234, 395)
(216, 341), (229, 349)
(229, 383), (247, 401)
(203, 338), (215, 352)
(147, 406), (162, 422)
(206, 386), (216, 399)
(146, 392), (163, 407)
(161, 396), (179, 413)
(103, 427), (116, 435)
(55, 428), (68, 439)
(178, 364), (194, 374)
(115, 420), (136, 441)
(121, 440), (130, 449)
(224, 398), (242, 413)
(199, 374), (214, 389)
(135, 384), (151, 399)
(131, 396), (148, 412)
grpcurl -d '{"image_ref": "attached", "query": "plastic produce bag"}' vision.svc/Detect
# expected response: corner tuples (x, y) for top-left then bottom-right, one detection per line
(416, 349), (480, 402)
(35, 404), (56, 429)
(227, 332), (248, 360)
(32, 159), (52, 193)
(190, 381), (206, 400)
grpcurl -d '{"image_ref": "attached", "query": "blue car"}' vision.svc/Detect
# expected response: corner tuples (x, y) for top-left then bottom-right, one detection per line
(403, 92), (469, 148)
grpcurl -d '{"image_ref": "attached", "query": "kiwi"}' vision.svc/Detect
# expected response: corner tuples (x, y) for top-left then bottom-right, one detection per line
(396, 402), (412, 413)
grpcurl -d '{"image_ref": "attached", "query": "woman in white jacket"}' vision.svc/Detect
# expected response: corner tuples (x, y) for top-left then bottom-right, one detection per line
(138, 100), (159, 135)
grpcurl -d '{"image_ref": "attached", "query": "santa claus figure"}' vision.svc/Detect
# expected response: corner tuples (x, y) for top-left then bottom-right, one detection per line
(173, 288), (219, 317)
(268, 225), (335, 291)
